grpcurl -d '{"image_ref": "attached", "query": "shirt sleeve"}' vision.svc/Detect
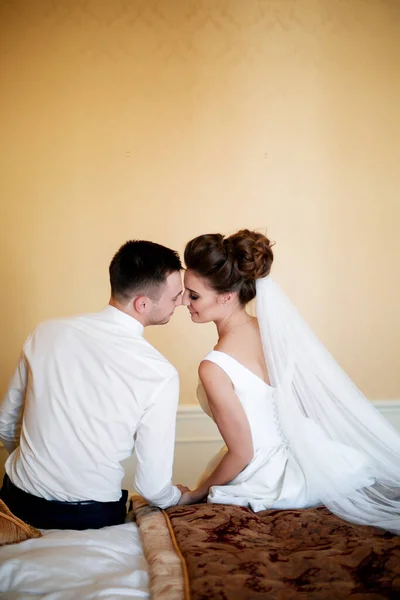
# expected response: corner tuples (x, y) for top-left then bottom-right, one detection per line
(134, 371), (181, 508)
(0, 351), (28, 454)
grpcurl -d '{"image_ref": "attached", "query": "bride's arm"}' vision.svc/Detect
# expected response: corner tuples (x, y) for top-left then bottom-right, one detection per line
(180, 360), (254, 505)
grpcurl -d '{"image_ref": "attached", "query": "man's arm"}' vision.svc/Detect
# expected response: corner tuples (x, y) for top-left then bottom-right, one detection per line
(0, 352), (28, 453)
(134, 371), (181, 508)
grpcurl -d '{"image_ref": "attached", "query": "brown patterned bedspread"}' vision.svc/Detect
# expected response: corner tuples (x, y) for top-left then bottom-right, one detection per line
(131, 498), (400, 600)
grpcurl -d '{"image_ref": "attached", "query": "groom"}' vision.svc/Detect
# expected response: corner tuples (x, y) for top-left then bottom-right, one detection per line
(0, 240), (186, 529)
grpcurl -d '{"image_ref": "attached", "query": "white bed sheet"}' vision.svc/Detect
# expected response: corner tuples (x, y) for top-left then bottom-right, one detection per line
(0, 522), (149, 599)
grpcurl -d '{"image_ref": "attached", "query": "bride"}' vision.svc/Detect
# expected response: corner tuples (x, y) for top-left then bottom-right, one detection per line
(179, 229), (400, 534)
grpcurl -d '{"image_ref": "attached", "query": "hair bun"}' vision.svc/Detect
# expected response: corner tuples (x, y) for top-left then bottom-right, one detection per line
(184, 228), (274, 306)
(225, 229), (274, 281)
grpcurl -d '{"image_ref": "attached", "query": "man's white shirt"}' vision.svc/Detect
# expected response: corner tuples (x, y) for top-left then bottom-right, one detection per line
(0, 306), (181, 508)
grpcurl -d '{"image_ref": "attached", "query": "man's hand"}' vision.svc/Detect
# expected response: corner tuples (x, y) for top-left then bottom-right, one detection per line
(176, 483), (190, 495)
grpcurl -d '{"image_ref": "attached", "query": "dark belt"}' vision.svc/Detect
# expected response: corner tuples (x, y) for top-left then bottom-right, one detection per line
(55, 499), (99, 506)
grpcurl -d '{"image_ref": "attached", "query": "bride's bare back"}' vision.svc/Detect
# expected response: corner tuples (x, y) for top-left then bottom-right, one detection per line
(215, 318), (271, 386)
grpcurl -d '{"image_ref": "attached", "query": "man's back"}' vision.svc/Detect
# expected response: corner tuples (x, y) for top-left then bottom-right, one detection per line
(4, 306), (180, 505)
(0, 239), (183, 529)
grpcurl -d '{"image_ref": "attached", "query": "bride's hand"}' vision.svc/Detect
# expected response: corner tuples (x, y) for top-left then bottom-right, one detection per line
(178, 488), (207, 505)
(178, 490), (194, 505)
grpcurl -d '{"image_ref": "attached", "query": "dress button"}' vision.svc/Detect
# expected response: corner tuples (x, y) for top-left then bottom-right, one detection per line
(272, 399), (288, 446)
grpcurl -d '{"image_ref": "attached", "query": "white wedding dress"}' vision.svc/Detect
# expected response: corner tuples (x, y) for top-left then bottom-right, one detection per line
(197, 350), (374, 512)
(194, 277), (400, 533)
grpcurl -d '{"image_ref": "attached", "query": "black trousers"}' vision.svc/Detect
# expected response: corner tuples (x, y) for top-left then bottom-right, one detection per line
(0, 474), (128, 530)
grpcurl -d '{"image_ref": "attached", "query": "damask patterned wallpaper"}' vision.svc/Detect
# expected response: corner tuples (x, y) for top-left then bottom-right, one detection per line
(0, 0), (399, 400)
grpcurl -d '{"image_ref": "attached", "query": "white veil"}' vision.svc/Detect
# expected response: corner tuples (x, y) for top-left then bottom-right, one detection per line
(256, 276), (400, 533)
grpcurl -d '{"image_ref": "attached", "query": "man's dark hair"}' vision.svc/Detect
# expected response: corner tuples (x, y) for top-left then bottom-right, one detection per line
(109, 240), (182, 302)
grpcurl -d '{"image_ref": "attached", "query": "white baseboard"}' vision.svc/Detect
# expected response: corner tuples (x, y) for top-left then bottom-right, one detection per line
(1, 401), (399, 491)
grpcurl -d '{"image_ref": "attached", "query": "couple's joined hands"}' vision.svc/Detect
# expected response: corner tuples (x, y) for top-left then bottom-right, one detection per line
(176, 484), (206, 505)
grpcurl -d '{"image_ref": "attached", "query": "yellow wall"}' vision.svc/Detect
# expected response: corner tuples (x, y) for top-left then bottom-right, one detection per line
(0, 0), (399, 404)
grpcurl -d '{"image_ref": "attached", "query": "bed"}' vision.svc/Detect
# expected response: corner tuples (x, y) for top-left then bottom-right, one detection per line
(131, 496), (400, 600)
(1, 496), (399, 599)
(0, 520), (149, 599)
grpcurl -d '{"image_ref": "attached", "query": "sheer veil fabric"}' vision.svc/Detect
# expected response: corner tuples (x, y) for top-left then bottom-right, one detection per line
(256, 277), (400, 533)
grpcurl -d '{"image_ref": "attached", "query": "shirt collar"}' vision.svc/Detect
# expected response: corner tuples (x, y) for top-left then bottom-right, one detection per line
(101, 305), (144, 336)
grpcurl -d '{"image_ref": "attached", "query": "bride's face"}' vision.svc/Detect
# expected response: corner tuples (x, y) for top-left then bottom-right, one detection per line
(183, 269), (225, 323)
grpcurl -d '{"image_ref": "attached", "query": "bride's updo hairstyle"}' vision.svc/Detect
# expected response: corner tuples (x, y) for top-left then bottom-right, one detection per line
(184, 229), (274, 305)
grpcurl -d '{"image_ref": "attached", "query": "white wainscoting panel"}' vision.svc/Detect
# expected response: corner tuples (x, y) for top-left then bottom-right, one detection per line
(1, 401), (399, 493)
(170, 400), (400, 489)
(173, 404), (222, 488)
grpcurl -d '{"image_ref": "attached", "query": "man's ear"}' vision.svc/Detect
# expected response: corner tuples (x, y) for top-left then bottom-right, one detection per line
(133, 295), (153, 315)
